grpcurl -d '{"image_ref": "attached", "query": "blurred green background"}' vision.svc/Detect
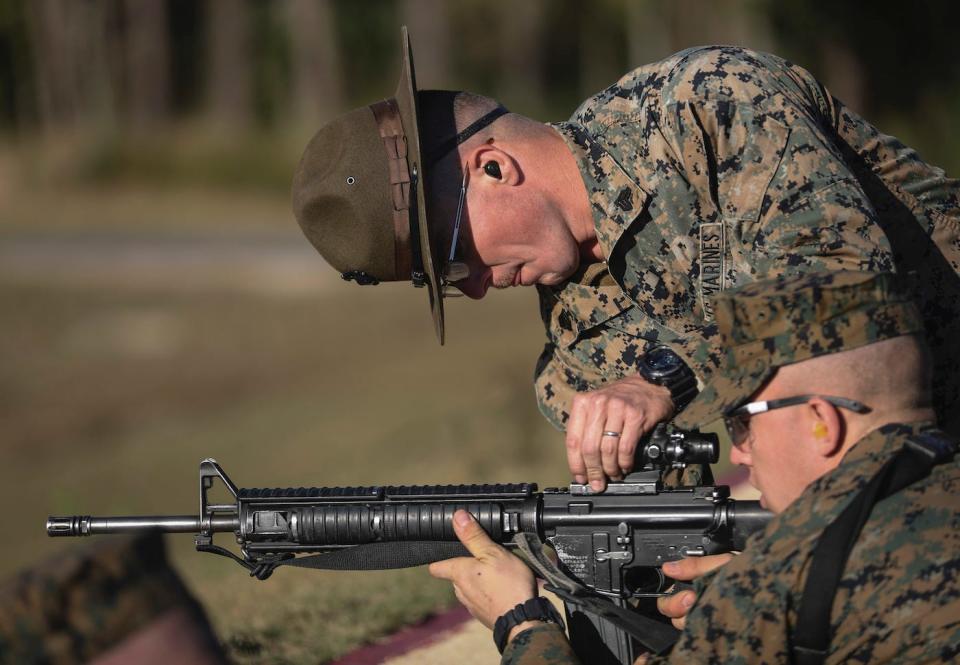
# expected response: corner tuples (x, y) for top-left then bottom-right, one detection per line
(1, 1), (957, 663)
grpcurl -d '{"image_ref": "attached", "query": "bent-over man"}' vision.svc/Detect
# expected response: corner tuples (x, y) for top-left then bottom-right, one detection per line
(292, 30), (960, 490)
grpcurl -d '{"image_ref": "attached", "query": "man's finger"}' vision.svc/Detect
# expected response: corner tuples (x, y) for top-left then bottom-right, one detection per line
(657, 589), (696, 619)
(452, 510), (502, 559)
(600, 430), (622, 480)
(662, 553), (733, 581)
(582, 401), (608, 491)
(565, 399), (588, 484)
(428, 557), (470, 581)
(617, 416), (643, 476)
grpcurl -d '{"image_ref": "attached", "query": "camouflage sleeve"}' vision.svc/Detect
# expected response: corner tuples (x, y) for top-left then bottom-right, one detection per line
(533, 268), (665, 431)
(501, 623), (582, 665)
(533, 343), (584, 431)
(660, 551), (793, 664)
(532, 283), (594, 431)
(654, 47), (897, 382)
(0, 533), (220, 665)
(532, 278), (624, 431)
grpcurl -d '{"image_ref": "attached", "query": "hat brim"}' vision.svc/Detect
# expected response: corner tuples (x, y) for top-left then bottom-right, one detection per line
(395, 26), (445, 344)
(673, 365), (773, 430)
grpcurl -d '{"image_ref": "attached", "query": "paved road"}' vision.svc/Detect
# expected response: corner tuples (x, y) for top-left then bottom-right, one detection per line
(0, 229), (331, 295)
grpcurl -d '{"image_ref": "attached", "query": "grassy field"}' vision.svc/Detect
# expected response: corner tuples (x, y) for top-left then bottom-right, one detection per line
(0, 182), (578, 662)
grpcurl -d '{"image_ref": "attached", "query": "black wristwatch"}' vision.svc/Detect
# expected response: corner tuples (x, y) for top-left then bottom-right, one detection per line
(492, 597), (565, 654)
(637, 346), (699, 414)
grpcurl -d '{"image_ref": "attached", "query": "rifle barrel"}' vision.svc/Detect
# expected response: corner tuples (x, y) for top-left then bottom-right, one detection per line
(46, 515), (239, 536)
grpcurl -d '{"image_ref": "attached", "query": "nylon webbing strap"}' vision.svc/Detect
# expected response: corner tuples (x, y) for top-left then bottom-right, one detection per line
(513, 532), (680, 655)
(279, 541), (469, 571)
(424, 106), (509, 168)
(272, 533), (679, 654)
(792, 431), (956, 665)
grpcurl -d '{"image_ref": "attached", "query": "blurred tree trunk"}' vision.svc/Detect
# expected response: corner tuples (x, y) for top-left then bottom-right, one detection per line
(121, 0), (171, 131)
(287, 0), (343, 126)
(629, 0), (773, 65)
(400, 0), (451, 87)
(819, 40), (865, 112)
(625, 0), (672, 66)
(206, 0), (252, 129)
(578, 5), (621, 99)
(27, 0), (116, 131)
(498, 0), (545, 115)
(661, 0), (755, 52)
(27, 0), (79, 128)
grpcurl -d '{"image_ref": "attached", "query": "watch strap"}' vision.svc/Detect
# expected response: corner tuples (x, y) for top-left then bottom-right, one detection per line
(667, 372), (699, 413)
(492, 596), (565, 654)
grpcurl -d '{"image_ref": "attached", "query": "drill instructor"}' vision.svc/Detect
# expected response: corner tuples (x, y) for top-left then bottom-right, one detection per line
(292, 28), (959, 492)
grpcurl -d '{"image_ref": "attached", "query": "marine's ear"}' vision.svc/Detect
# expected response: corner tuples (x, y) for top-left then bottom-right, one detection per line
(807, 397), (844, 458)
(465, 143), (521, 187)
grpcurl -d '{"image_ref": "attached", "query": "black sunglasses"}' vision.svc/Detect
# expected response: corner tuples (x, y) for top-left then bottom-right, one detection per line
(724, 394), (871, 448)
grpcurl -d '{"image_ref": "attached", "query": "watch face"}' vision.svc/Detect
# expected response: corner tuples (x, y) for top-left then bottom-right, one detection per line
(645, 347), (682, 375)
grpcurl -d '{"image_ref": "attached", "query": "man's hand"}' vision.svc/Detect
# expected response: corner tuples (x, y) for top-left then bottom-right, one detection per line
(566, 375), (674, 491)
(657, 554), (733, 629)
(428, 510), (537, 632)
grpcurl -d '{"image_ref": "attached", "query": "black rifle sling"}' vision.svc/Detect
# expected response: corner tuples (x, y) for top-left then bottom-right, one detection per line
(203, 542), (473, 580)
(268, 533), (680, 654)
(281, 541), (470, 571)
(792, 431), (956, 665)
(513, 532), (680, 655)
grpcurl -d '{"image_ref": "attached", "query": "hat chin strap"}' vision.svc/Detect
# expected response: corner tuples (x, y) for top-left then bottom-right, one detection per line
(370, 98), (415, 282)
(424, 106), (509, 169)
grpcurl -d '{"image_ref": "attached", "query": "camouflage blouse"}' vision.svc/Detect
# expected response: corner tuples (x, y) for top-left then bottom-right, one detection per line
(534, 46), (960, 434)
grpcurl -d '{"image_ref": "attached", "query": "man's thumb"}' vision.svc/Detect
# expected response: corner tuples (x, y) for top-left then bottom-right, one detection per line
(452, 509), (497, 558)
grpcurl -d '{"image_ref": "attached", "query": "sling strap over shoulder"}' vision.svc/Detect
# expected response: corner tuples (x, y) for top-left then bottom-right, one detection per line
(792, 430), (957, 665)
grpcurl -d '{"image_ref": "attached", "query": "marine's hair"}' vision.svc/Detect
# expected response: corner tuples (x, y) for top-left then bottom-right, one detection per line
(419, 90), (502, 139)
(776, 333), (934, 413)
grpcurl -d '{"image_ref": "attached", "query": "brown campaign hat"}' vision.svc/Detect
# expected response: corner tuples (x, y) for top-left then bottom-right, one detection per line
(674, 271), (925, 430)
(292, 27), (445, 341)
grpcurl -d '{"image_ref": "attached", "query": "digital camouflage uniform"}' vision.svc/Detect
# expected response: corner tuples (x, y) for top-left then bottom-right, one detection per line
(0, 533), (223, 665)
(535, 45), (960, 435)
(501, 624), (582, 665)
(658, 420), (960, 664)
(508, 272), (960, 664)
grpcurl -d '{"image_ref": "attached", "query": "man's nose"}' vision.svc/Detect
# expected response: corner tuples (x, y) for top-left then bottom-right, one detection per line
(729, 442), (751, 466)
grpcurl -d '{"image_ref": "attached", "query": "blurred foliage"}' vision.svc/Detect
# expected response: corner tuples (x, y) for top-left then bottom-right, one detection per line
(768, 0), (960, 116)
(767, 0), (960, 172)
(0, 0), (956, 188)
(76, 130), (297, 191)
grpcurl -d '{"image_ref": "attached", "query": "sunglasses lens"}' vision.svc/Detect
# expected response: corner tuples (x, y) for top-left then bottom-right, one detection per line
(724, 416), (750, 448)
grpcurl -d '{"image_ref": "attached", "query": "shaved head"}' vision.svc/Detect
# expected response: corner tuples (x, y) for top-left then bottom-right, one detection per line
(770, 333), (933, 431)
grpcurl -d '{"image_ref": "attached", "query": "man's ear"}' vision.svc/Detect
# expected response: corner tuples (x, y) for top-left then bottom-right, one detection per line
(468, 144), (522, 186)
(807, 397), (844, 458)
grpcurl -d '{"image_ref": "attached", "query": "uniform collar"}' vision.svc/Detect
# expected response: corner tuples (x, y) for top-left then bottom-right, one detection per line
(549, 121), (651, 262)
(768, 420), (942, 545)
(837, 421), (941, 474)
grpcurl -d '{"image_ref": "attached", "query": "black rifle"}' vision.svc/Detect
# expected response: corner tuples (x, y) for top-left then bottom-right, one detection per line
(47, 426), (772, 664)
